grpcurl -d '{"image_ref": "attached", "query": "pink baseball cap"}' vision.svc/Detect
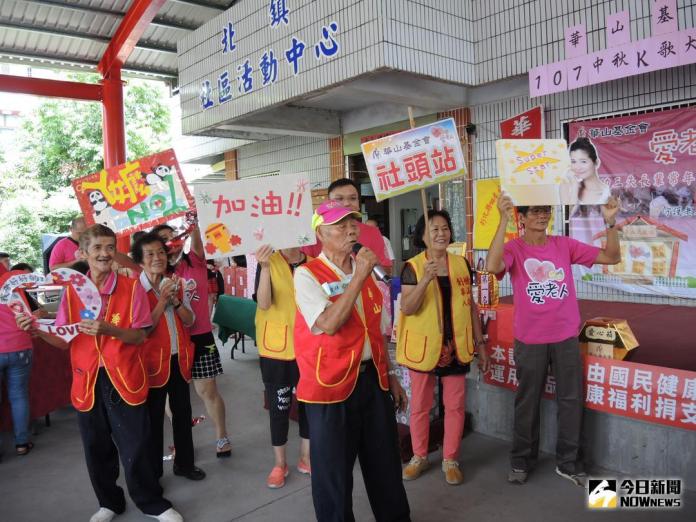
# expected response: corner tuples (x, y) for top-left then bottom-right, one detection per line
(312, 200), (362, 230)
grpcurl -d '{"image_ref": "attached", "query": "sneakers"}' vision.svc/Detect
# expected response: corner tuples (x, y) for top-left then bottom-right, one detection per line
(266, 465), (289, 489)
(148, 508), (184, 522)
(442, 459), (464, 485)
(556, 465), (587, 487)
(297, 459), (311, 475)
(507, 468), (528, 484)
(90, 508), (117, 522)
(402, 455), (429, 481)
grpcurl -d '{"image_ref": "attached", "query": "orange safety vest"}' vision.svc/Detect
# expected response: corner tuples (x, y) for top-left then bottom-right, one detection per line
(294, 258), (389, 404)
(66, 274), (148, 411)
(396, 252), (475, 371)
(255, 251), (310, 361)
(142, 284), (194, 387)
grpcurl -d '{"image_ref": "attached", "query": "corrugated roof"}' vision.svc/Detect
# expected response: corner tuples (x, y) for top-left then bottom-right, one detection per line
(0, 0), (236, 84)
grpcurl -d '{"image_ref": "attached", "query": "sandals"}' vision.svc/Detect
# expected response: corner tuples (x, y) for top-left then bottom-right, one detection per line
(16, 442), (34, 456)
(216, 437), (232, 458)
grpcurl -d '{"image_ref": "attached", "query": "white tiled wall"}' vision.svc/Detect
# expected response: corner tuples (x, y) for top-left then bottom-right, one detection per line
(236, 135), (331, 190)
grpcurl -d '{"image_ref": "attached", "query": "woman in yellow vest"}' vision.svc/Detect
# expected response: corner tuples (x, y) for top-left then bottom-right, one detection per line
(254, 244), (311, 489)
(397, 210), (489, 486)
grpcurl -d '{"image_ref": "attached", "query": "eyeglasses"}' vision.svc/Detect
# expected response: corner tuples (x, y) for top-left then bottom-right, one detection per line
(528, 207), (552, 215)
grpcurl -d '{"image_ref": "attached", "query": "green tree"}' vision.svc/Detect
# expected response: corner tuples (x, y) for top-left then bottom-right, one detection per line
(0, 75), (172, 269)
(19, 78), (171, 192)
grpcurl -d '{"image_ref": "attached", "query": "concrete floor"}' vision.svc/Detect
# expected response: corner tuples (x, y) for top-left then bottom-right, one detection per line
(1, 337), (694, 522)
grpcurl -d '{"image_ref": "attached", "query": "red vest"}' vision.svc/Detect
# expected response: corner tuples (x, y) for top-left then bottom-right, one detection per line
(294, 258), (389, 404)
(142, 286), (194, 388)
(66, 274), (148, 411)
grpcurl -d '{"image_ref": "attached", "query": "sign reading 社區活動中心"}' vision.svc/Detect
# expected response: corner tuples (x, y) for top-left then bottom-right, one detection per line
(193, 173), (315, 260)
(199, 1), (341, 112)
(361, 118), (467, 202)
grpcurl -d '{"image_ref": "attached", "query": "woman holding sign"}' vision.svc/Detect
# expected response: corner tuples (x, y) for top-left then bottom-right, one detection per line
(253, 245), (311, 489)
(397, 210), (488, 486)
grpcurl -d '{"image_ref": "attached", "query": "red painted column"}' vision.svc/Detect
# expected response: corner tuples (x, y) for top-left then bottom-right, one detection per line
(101, 68), (131, 253)
(101, 68), (126, 169)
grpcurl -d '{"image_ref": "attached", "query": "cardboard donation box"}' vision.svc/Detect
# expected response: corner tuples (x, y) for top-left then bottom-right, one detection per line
(579, 317), (639, 361)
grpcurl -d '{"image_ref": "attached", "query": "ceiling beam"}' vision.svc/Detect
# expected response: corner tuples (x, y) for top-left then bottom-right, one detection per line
(167, 0), (233, 10)
(0, 73), (102, 101)
(98, 0), (168, 75)
(0, 49), (177, 78)
(0, 20), (177, 54)
(20, 0), (198, 31)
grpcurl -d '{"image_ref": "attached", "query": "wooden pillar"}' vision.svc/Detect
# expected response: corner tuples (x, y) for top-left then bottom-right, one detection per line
(224, 150), (238, 180)
(328, 136), (344, 182)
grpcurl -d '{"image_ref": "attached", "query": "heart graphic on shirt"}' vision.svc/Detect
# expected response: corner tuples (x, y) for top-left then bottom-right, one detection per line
(523, 258), (565, 283)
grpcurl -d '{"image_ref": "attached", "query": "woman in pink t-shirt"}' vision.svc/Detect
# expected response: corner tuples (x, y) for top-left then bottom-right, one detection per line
(0, 264), (37, 455)
(486, 194), (620, 487)
(152, 223), (232, 458)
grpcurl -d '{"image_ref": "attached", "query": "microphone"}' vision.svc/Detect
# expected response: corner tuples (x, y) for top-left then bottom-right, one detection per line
(352, 242), (391, 283)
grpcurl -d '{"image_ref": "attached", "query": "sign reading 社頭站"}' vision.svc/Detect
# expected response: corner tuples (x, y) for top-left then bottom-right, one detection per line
(361, 118), (467, 202)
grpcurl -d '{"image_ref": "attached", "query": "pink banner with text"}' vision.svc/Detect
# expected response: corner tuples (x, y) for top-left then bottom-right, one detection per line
(567, 106), (696, 298)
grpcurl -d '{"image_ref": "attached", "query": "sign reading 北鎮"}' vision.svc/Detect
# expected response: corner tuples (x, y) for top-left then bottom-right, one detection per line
(193, 173), (315, 260)
(72, 149), (194, 236)
(361, 118), (467, 202)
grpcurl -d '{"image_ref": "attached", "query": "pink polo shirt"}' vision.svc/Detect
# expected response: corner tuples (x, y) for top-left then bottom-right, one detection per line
(49, 237), (80, 268)
(497, 236), (600, 345)
(302, 222), (393, 267)
(0, 303), (33, 353)
(174, 251), (212, 335)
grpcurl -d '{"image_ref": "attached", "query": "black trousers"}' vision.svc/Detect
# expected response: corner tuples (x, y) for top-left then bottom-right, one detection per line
(265, 382), (309, 446)
(304, 365), (410, 522)
(147, 355), (195, 477)
(77, 369), (171, 516)
(511, 336), (585, 472)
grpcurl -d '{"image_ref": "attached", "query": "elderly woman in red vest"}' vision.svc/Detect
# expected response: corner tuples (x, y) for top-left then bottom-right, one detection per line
(293, 201), (410, 522)
(16, 224), (181, 522)
(131, 232), (206, 483)
(253, 244), (311, 489)
(397, 210), (488, 486)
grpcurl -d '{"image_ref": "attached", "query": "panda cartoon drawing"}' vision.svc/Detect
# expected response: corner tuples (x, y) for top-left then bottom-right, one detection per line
(89, 190), (109, 213)
(145, 164), (171, 185)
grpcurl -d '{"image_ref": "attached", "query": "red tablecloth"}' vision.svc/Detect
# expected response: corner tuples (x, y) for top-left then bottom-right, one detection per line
(0, 339), (72, 431)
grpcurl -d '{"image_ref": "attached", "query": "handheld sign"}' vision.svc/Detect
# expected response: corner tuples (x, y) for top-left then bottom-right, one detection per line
(194, 173), (315, 260)
(361, 118), (467, 201)
(72, 149), (194, 236)
(0, 268), (101, 342)
(496, 139), (574, 205)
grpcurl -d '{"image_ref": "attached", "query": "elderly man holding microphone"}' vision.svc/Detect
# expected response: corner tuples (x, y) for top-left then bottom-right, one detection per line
(293, 200), (410, 522)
